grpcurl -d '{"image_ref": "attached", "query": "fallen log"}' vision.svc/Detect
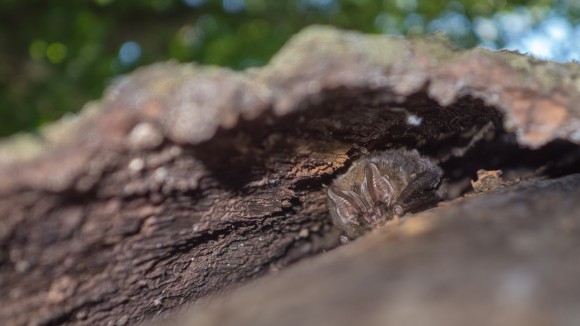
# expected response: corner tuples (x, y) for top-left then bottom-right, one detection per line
(1, 26), (580, 325)
(172, 174), (580, 326)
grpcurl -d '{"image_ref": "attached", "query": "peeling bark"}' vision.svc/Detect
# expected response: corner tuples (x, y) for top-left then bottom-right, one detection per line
(1, 26), (580, 325)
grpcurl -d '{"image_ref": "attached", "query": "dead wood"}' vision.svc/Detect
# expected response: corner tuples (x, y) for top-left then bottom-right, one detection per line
(174, 174), (580, 326)
(1, 26), (580, 325)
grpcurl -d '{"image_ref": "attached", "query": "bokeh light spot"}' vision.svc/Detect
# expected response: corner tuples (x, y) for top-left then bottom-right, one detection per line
(119, 41), (142, 66)
(29, 40), (47, 61)
(404, 13), (424, 34)
(223, 0), (245, 13)
(521, 34), (553, 59)
(428, 11), (471, 37)
(46, 42), (67, 64)
(541, 16), (570, 41)
(183, 0), (207, 8)
(474, 17), (498, 42)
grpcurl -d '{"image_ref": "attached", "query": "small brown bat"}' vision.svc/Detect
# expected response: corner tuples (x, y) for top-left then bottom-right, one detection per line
(327, 149), (445, 239)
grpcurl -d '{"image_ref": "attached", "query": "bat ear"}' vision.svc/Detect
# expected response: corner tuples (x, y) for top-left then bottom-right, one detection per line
(397, 169), (442, 204)
(361, 162), (395, 206)
(327, 186), (362, 226)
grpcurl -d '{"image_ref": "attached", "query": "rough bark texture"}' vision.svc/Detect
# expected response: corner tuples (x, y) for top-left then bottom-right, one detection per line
(1, 26), (580, 325)
(174, 174), (580, 326)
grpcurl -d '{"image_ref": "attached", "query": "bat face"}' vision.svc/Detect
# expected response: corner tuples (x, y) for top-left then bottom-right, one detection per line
(327, 149), (445, 239)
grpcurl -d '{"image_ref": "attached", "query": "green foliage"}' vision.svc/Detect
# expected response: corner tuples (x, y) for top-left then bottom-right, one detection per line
(0, 0), (576, 137)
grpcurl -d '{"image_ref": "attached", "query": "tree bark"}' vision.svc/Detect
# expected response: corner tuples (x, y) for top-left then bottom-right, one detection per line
(174, 174), (580, 326)
(1, 26), (580, 325)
